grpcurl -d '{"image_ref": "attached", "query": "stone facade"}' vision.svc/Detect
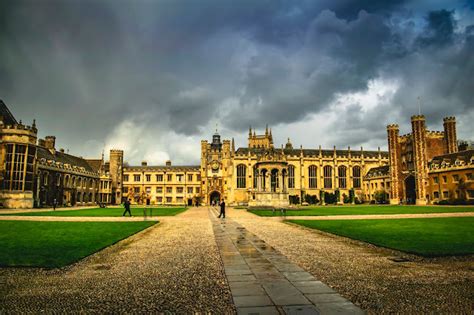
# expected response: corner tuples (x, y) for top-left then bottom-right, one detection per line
(385, 115), (473, 204)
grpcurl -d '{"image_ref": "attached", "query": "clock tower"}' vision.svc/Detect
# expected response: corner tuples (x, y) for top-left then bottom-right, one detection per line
(200, 130), (233, 205)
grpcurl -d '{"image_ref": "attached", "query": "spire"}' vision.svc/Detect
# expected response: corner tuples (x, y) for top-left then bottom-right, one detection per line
(249, 126), (252, 137)
(265, 124), (268, 135)
(231, 137), (235, 153)
(32, 119), (36, 129)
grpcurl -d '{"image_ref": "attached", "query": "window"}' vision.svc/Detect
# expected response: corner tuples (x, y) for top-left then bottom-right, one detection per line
(187, 187), (193, 194)
(177, 174), (183, 182)
(156, 196), (163, 203)
(338, 166), (347, 188)
(124, 175), (129, 182)
(253, 167), (258, 188)
(146, 174), (151, 182)
(442, 191), (449, 198)
(167, 174), (173, 181)
(288, 165), (295, 189)
(308, 165), (317, 188)
(197, 174), (201, 181)
(433, 191), (439, 199)
(442, 176), (447, 183)
(123, 187), (129, 193)
(145, 187), (151, 193)
(156, 187), (163, 193)
(353, 166), (361, 188)
(453, 174), (459, 182)
(177, 197), (183, 203)
(237, 164), (246, 188)
(188, 174), (193, 182)
(433, 176), (439, 184)
(134, 175), (141, 182)
(166, 187), (173, 193)
(468, 190), (474, 198)
(3, 144), (35, 191)
(156, 174), (163, 182)
(177, 187), (184, 194)
(134, 187), (140, 193)
(323, 166), (332, 189)
(166, 197), (172, 203)
(196, 187), (200, 193)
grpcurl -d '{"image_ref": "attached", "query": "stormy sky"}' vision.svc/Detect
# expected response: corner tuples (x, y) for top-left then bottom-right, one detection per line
(1, 0), (473, 165)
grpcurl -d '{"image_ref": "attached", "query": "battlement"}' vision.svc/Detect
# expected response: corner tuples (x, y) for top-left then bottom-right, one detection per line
(411, 115), (426, 121)
(426, 130), (444, 136)
(0, 122), (38, 134)
(386, 124), (399, 130)
(443, 116), (456, 122)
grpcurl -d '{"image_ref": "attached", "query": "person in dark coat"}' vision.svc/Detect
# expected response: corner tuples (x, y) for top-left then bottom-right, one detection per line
(218, 200), (225, 218)
(122, 199), (132, 217)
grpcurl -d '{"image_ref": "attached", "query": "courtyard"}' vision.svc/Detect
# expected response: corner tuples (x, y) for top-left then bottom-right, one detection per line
(0, 205), (472, 313)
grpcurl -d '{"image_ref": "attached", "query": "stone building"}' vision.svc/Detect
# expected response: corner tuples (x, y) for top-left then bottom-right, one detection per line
(0, 100), (111, 209)
(200, 126), (389, 206)
(386, 115), (473, 205)
(122, 160), (201, 206)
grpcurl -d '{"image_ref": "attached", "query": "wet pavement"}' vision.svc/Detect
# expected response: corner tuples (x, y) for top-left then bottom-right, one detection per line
(210, 208), (363, 315)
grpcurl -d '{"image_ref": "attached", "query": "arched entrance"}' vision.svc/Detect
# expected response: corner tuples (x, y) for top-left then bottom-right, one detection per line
(209, 191), (221, 206)
(405, 175), (416, 204)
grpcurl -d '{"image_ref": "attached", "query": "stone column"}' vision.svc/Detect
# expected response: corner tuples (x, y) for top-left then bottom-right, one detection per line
(278, 171), (283, 193)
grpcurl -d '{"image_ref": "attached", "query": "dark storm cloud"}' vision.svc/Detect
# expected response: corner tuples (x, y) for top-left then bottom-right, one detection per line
(0, 0), (473, 163)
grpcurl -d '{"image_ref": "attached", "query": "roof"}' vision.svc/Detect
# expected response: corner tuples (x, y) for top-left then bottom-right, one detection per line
(85, 159), (103, 172)
(365, 165), (390, 178)
(124, 165), (200, 172)
(429, 150), (474, 167)
(234, 147), (388, 158)
(0, 100), (18, 126)
(37, 146), (98, 174)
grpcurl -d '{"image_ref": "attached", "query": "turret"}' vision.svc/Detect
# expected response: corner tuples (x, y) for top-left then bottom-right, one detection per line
(411, 115), (427, 205)
(109, 149), (124, 204)
(387, 124), (400, 204)
(443, 116), (457, 154)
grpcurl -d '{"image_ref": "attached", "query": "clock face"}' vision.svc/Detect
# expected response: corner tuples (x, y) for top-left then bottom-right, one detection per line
(211, 161), (219, 170)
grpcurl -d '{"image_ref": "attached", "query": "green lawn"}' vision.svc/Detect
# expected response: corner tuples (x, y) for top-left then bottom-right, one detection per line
(288, 217), (474, 256)
(2, 207), (187, 217)
(249, 205), (474, 217)
(0, 220), (157, 268)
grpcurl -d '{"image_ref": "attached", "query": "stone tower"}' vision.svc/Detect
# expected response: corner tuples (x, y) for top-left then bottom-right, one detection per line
(109, 149), (123, 204)
(387, 124), (400, 204)
(443, 116), (457, 154)
(411, 115), (428, 205)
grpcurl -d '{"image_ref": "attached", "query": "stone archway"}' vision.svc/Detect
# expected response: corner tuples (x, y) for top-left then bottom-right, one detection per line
(209, 191), (221, 206)
(405, 175), (416, 204)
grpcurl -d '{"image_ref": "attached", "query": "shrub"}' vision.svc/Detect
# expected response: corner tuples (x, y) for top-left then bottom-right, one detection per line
(289, 195), (300, 205)
(304, 194), (319, 205)
(324, 192), (337, 204)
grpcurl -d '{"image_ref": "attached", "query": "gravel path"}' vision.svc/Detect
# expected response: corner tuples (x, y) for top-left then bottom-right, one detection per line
(0, 207), (235, 313)
(231, 208), (474, 313)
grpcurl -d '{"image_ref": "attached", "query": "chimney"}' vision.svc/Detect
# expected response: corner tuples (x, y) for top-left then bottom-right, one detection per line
(166, 160), (172, 166)
(45, 136), (56, 150)
(38, 139), (46, 147)
(141, 161), (147, 166)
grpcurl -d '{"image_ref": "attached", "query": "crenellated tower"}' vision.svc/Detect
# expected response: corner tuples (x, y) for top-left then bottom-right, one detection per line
(109, 149), (124, 204)
(443, 116), (457, 154)
(387, 124), (400, 204)
(411, 115), (428, 205)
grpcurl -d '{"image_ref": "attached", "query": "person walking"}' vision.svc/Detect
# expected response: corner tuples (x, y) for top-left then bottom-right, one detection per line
(53, 198), (57, 211)
(218, 199), (225, 219)
(122, 199), (132, 217)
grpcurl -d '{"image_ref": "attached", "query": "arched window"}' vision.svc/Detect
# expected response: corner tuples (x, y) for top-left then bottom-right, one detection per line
(353, 166), (361, 188)
(324, 166), (332, 189)
(271, 169), (279, 192)
(288, 165), (295, 189)
(253, 167), (258, 188)
(338, 166), (347, 188)
(308, 165), (317, 188)
(237, 164), (246, 188)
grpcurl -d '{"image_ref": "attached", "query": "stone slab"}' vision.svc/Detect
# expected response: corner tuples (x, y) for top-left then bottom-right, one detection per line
(233, 295), (274, 307)
(237, 306), (280, 315)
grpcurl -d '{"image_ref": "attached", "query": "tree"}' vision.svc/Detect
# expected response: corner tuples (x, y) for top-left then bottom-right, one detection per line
(374, 190), (388, 204)
(349, 188), (355, 204)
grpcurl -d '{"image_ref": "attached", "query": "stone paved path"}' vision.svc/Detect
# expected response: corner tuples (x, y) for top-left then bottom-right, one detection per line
(209, 208), (362, 315)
